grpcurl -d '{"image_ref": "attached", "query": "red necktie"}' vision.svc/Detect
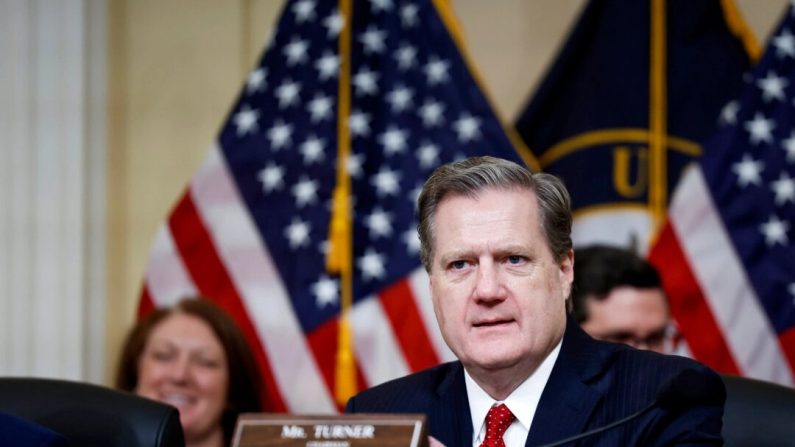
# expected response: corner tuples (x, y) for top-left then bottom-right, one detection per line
(479, 403), (516, 447)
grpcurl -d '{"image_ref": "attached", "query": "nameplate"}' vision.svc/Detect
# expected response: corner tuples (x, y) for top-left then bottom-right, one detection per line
(231, 413), (428, 447)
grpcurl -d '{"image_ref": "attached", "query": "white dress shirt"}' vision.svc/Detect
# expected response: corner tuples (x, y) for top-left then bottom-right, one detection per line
(466, 339), (562, 447)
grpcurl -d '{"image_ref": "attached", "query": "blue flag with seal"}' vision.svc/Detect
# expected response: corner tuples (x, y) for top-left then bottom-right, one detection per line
(515, 0), (756, 253)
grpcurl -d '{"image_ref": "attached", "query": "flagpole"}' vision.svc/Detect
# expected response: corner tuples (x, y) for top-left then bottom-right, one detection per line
(649, 0), (668, 238)
(327, 0), (357, 407)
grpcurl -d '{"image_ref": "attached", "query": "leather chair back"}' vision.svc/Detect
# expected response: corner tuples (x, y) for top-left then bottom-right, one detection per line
(721, 374), (795, 447)
(0, 377), (184, 447)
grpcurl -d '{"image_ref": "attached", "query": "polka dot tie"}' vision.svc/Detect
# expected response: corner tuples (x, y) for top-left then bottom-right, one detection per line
(479, 403), (515, 447)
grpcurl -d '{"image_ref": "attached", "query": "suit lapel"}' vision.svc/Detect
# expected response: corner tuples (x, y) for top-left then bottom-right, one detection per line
(525, 317), (612, 447)
(433, 362), (473, 447)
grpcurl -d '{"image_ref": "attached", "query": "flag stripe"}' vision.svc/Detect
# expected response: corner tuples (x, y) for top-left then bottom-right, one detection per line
(144, 225), (197, 307)
(650, 221), (740, 374)
(379, 279), (440, 372)
(306, 318), (348, 398)
(168, 188), (287, 411)
(351, 296), (411, 386)
(667, 168), (793, 385)
(190, 146), (337, 412)
(306, 318), (371, 408)
(780, 329), (795, 374)
(408, 269), (456, 362)
(138, 284), (156, 319)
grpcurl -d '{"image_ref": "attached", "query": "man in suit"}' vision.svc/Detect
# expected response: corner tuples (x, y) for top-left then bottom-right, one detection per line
(346, 156), (724, 446)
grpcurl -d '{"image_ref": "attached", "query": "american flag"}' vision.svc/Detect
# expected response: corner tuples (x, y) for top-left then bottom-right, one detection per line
(139, 0), (529, 412)
(649, 5), (795, 386)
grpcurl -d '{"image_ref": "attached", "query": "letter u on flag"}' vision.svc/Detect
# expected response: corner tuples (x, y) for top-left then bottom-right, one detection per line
(138, 0), (531, 412)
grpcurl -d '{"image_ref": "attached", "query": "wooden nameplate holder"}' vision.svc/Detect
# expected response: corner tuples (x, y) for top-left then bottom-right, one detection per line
(231, 413), (428, 447)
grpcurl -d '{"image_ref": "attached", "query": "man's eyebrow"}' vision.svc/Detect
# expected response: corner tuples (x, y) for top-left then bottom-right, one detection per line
(438, 244), (533, 262)
(438, 250), (476, 264)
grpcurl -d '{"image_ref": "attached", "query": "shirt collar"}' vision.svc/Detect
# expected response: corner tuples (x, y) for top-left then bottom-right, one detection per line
(465, 337), (563, 440)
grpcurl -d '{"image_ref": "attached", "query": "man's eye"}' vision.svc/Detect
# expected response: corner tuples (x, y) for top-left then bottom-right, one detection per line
(507, 255), (524, 264)
(450, 260), (467, 270)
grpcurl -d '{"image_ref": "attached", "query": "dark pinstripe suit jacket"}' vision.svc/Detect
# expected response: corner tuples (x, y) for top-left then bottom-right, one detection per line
(0, 412), (69, 447)
(346, 318), (724, 446)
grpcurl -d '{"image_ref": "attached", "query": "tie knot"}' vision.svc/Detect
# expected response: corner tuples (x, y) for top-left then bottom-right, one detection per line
(481, 403), (515, 447)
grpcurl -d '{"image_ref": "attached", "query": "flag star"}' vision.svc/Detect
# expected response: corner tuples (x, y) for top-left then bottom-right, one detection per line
(283, 37), (309, 65)
(347, 153), (365, 178)
(387, 85), (413, 112)
(312, 275), (339, 308)
(267, 120), (293, 150)
(233, 105), (259, 136)
(353, 67), (379, 95)
(744, 112), (775, 145)
(284, 218), (312, 249)
(348, 110), (371, 137)
(454, 113), (482, 142)
(760, 215), (790, 246)
(369, 0), (393, 13)
(323, 9), (344, 38)
(292, 176), (319, 207)
(425, 56), (450, 85)
(359, 26), (387, 54)
(403, 229), (421, 254)
(400, 3), (419, 27)
(790, 283), (795, 303)
(378, 126), (409, 155)
(300, 135), (325, 165)
(784, 131), (795, 162)
(246, 68), (267, 93)
(371, 167), (401, 197)
(394, 44), (417, 70)
(292, 0), (316, 23)
(258, 163), (284, 193)
(773, 28), (795, 59)
(275, 79), (301, 108)
(358, 248), (386, 281)
(315, 51), (339, 80)
(417, 141), (440, 169)
(365, 207), (394, 238)
(307, 94), (333, 122)
(732, 153), (764, 187)
(719, 100), (739, 126)
(419, 99), (445, 127)
(771, 172), (795, 205)
(757, 71), (788, 102)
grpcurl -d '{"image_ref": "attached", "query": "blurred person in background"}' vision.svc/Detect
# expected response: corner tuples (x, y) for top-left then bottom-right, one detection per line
(116, 297), (263, 447)
(571, 245), (676, 353)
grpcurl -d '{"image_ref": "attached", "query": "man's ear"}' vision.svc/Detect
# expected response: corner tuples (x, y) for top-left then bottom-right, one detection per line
(559, 248), (574, 300)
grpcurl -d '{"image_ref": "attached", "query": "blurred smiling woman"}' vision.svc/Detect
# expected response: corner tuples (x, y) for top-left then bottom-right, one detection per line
(116, 297), (263, 447)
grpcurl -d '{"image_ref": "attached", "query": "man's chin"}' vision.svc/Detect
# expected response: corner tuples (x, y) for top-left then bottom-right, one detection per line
(464, 350), (524, 373)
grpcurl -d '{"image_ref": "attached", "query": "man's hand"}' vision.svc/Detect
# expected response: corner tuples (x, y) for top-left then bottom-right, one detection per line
(428, 435), (445, 447)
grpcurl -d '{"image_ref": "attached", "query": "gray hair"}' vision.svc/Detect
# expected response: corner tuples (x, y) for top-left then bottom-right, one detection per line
(417, 156), (572, 271)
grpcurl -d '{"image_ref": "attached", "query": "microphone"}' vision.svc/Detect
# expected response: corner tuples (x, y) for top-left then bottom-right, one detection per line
(539, 368), (723, 447)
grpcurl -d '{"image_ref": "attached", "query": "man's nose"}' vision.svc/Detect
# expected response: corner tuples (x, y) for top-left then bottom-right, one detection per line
(474, 261), (505, 302)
